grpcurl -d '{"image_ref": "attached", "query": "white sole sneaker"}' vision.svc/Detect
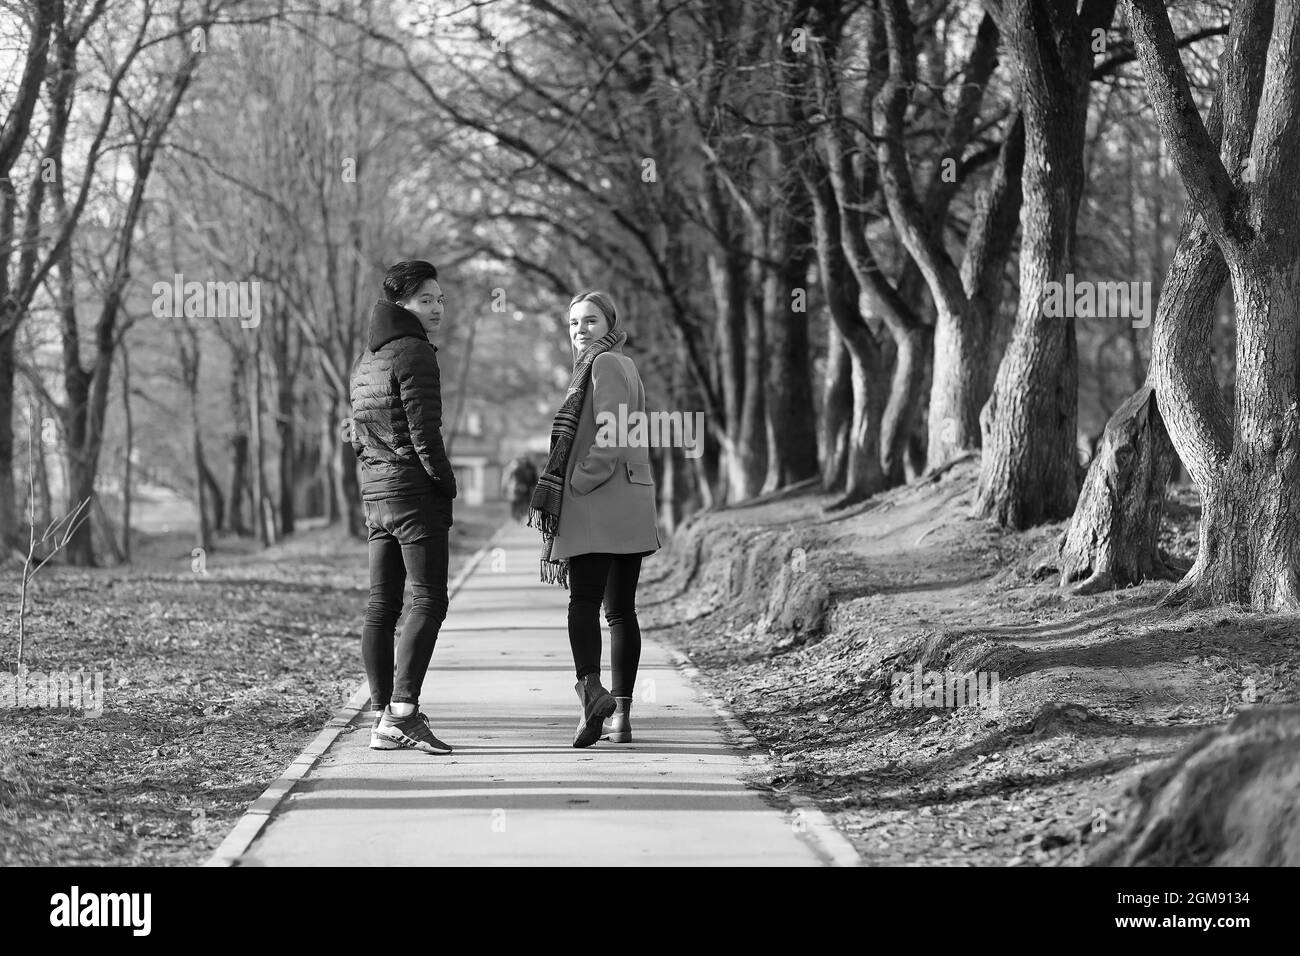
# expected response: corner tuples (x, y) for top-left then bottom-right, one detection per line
(374, 712), (454, 755)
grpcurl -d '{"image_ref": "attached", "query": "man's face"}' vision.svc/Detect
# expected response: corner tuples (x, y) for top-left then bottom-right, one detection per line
(398, 279), (445, 338)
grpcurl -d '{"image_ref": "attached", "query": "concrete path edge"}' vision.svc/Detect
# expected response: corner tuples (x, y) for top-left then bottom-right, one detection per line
(666, 649), (863, 867)
(202, 523), (507, 867)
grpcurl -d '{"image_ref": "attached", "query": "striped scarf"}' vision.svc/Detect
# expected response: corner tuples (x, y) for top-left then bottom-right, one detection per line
(527, 326), (627, 587)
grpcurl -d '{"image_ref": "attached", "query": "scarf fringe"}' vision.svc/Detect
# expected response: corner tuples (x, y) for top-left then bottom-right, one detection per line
(526, 507), (558, 536)
(540, 558), (569, 589)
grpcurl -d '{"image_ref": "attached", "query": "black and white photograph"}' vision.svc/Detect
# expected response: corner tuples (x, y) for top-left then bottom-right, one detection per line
(0, 0), (1293, 921)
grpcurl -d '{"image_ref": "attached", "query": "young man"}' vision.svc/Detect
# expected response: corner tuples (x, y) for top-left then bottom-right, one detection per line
(349, 260), (457, 754)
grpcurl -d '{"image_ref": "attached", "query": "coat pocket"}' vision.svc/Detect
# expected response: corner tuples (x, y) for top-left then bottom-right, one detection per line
(625, 461), (654, 485)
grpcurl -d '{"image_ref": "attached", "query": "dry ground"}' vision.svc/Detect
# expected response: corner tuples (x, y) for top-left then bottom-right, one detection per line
(0, 501), (506, 865)
(637, 462), (1300, 865)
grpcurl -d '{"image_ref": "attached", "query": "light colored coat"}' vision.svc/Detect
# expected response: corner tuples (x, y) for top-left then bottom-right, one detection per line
(550, 348), (662, 559)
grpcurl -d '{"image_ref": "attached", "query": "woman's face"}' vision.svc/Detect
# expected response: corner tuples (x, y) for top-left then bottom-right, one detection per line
(569, 301), (609, 355)
(398, 279), (445, 338)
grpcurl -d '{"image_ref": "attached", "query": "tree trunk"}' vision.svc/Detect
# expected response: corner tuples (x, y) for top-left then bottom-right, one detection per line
(0, 324), (16, 549)
(879, 322), (932, 487)
(1192, 258), (1300, 607)
(976, 1), (1113, 527)
(193, 429), (212, 553)
(228, 359), (250, 535)
(33, 402), (51, 528)
(761, 214), (818, 492)
(927, 299), (996, 466)
(120, 347), (132, 562)
(250, 339), (273, 546)
(734, 292), (767, 500)
(277, 374), (295, 536)
(804, 158), (889, 506)
(322, 402), (340, 524)
(1127, 0), (1300, 608)
(1060, 207), (1227, 592)
(841, 342), (888, 507)
(1057, 386), (1183, 591)
(820, 318), (852, 491)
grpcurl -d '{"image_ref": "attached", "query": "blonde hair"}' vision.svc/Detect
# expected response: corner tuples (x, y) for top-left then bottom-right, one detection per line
(568, 291), (618, 330)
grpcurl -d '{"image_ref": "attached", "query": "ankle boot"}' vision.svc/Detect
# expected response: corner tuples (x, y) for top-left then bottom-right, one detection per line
(573, 674), (617, 748)
(603, 696), (633, 743)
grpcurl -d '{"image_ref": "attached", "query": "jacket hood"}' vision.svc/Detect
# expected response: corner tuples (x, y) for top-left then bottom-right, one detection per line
(368, 299), (435, 352)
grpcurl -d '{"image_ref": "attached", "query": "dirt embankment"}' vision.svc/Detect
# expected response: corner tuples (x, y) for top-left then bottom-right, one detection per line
(639, 462), (1300, 865)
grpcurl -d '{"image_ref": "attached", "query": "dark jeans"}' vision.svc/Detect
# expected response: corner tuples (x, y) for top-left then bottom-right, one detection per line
(362, 495), (451, 708)
(567, 551), (644, 698)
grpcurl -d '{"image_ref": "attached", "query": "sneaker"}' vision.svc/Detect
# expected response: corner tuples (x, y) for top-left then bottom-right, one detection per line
(374, 708), (453, 755)
(369, 711), (398, 750)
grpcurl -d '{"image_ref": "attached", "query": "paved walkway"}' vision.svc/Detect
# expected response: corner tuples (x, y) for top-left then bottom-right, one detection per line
(219, 523), (849, 866)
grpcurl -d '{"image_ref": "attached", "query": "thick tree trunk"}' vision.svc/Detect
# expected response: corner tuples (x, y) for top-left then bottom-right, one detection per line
(761, 214), (818, 492)
(805, 161), (888, 506)
(1128, 0), (1300, 608)
(975, 123), (1079, 524)
(820, 319), (852, 491)
(65, 455), (96, 567)
(879, 322), (931, 487)
(1189, 259), (1300, 607)
(841, 343), (888, 507)
(927, 299), (995, 467)
(1061, 207), (1226, 592)
(976, 0), (1113, 528)
(1057, 386), (1182, 591)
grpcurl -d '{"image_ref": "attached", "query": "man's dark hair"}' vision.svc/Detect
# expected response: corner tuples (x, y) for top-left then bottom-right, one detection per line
(382, 260), (439, 303)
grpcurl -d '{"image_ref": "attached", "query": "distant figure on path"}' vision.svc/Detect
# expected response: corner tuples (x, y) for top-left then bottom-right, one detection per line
(349, 260), (457, 755)
(526, 291), (661, 747)
(502, 455), (538, 522)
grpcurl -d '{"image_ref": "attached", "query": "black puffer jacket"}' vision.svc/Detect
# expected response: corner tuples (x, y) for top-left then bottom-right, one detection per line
(349, 300), (457, 501)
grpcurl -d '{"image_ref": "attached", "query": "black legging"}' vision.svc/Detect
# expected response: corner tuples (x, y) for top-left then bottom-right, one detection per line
(567, 551), (643, 698)
(363, 529), (450, 707)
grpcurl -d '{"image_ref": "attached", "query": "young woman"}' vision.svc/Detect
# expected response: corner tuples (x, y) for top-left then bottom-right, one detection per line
(348, 260), (457, 755)
(527, 291), (661, 748)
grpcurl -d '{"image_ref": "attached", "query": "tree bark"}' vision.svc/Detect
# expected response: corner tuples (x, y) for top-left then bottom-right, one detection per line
(761, 179), (818, 492)
(820, 318), (852, 491)
(1060, 208), (1227, 592)
(1128, 0), (1300, 608)
(976, 0), (1116, 528)
(227, 355), (250, 535)
(119, 347), (132, 562)
(1057, 386), (1182, 591)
